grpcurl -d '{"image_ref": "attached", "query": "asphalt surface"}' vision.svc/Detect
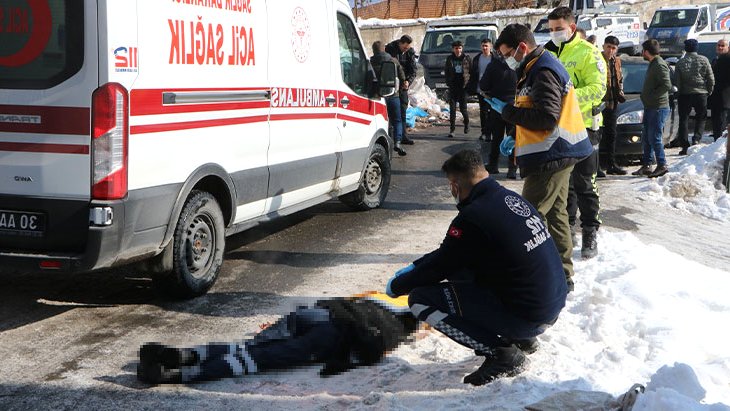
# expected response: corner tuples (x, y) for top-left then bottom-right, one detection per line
(0, 123), (725, 409)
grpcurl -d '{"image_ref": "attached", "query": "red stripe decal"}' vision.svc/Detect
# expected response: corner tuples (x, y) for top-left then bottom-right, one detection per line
(339, 114), (372, 126)
(130, 115), (269, 134)
(0, 105), (90, 135)
(0, 142), (89, 154)
(270, 113), (337, 121)
(130, 88), (269, 116)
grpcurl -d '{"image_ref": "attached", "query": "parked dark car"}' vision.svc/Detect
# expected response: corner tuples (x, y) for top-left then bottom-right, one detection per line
(600, 56), (674, 164)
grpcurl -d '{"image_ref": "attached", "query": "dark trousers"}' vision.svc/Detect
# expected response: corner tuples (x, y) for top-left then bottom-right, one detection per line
(478, 97), (491, 136)
(678, 93), (708, 147)
(601, 107), (619, 167)
(385, 96), (403, 143)
(709, 98), (729, 140)
(486, 109), (512, 167)
(449, 88), (469, 132)
(567, 144), (600, 231)
(179, 307), (340, 382)
(408, 282), (555, 353)
(399, 89), (409, 139)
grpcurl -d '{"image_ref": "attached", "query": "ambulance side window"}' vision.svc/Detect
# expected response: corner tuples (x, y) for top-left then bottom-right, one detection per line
(336, 13), (368, 96)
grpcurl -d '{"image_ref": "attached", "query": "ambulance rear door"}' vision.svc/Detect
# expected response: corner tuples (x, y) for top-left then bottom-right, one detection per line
(0, 1), (98, 253)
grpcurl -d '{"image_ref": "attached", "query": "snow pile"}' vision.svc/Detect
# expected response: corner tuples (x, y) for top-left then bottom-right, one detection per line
(199, 230), (730, 410)
(633, 363), (730, 411)
(639, 137), (729, 222)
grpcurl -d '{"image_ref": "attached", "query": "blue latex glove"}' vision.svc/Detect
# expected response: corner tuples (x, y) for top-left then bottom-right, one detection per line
(500, 136), (515, 156)
(386, 263), (414, 297)
(485, 97), (507, 114)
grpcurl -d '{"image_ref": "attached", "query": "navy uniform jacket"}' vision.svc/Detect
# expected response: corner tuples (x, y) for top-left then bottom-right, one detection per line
(390, 178), (567, 323)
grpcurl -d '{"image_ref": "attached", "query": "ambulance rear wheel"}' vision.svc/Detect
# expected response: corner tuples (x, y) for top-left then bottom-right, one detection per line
(154, 190), (225, 299)
(340, 144), (390, 210)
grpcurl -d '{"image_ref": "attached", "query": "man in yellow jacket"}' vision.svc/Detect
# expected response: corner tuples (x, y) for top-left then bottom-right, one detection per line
(546, 6), (607, 260)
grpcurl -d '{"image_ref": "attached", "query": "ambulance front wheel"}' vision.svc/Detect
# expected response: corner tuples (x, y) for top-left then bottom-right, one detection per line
(153, 190), (225, 299)
(340, 143), (391, 210)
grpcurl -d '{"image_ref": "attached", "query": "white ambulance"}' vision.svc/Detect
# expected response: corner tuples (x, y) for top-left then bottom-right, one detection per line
(0, 0), (397, 297)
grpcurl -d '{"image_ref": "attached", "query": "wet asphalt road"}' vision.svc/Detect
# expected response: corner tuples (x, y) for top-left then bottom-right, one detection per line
(1, 123), (722, 409)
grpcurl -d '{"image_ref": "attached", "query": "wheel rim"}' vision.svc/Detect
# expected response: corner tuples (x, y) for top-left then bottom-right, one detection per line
(364, 158), (382, 194)
(184, 213), (215, 278)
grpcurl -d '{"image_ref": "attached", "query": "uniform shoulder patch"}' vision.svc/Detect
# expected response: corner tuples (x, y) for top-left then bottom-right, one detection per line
(505, 195), (532, 217)
(447, 226), (463, 239)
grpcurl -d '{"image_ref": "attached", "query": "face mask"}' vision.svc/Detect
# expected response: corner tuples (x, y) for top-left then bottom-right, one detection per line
(505, 56), (520, 70)
(550, 30), (571, 44)
(450, 182), (460, 202)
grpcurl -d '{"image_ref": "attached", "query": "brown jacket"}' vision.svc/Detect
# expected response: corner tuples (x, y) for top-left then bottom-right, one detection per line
(603, 53), (625, 110)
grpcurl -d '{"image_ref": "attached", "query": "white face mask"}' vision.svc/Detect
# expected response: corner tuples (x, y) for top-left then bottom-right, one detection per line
(505, 56), (520, 70)
(550, 30), (571, 44)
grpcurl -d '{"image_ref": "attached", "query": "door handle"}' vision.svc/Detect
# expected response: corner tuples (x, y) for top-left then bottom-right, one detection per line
(325, 95), (336, 106)
(340, 96), (350, 108)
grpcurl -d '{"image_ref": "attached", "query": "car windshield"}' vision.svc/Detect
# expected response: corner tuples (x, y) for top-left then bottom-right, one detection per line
(621, 61), (648, 94)
(650, 9), (699, 28)
(421, 29), (496, 53)
(534, 19), (550, 33)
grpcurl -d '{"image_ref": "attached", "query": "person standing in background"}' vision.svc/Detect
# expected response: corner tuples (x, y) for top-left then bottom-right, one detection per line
(445, 41), (472, 138)
(386, 35), (418, 145)
(600, 36), (628, 176)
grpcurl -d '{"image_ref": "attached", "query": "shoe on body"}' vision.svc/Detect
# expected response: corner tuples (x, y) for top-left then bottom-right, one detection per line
(581, 228), (598, 259)
(606, 165), (627, 175)
(648, 164), (669, 178)
(463, 345), (526, 386)
(632, 165), (652, 176)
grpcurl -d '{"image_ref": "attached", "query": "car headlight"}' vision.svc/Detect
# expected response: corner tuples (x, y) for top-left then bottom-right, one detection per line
(617, 110), (643, 124)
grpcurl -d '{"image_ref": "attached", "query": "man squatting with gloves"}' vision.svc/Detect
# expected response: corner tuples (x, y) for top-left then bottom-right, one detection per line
(387, 149), (567, 385)
(137, 292), (417, 384)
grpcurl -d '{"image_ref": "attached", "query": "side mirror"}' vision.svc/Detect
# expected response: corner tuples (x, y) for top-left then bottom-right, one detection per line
(378, 61), (398, 98)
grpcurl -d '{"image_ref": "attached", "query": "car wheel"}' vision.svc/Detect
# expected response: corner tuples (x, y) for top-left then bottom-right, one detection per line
(153, 190), (225, 298)
(339, 144), (391, 210)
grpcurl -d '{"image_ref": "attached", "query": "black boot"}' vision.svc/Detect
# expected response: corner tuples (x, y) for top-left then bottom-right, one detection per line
(463, 345), (526, 386)
(581, 228), (598, 259)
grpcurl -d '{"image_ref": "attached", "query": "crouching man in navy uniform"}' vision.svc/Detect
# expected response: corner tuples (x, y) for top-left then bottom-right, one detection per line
(386, 149), (567, 386)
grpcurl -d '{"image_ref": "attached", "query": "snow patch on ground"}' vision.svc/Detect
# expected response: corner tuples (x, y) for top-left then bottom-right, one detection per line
(638, 137), (729, 222)
(186, 230), (730, 410)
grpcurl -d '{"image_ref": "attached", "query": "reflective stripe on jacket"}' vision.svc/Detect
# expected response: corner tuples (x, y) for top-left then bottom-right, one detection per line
(513, 50), (592, 168)
(547, 35), (607, 129)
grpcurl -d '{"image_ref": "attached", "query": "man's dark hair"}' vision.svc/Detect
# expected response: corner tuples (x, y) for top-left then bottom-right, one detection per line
(604, 35), (620, 46)
(399, 35), (413, 44)
(372, 41), (384, 54)
(642, 39), (660, 56)
(452, 40), (463, 48)
(481, 38), (492, 45)
(442, 149), (484, 177)
(548, 6), (575, 23)
(495, 23), (536, 49)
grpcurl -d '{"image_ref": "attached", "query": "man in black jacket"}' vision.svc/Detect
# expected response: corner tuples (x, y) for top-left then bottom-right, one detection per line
(386, 149), (567, 386)
(468, 38), (495, 142)
(445, 41), (471, 137)
(137, 293), (417, 384)
(386, 35), (418, 145)
(371, 41), (407, 156)
(710, 39), (730, 141)
(478, 51), (517, 177)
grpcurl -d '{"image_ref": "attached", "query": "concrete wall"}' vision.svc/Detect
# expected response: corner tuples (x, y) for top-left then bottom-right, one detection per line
(359, 14), (545, 55)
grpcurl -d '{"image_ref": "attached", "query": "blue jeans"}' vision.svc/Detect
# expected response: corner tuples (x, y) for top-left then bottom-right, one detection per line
(642, 107), (670, 166)
(385, 96), (403, 143)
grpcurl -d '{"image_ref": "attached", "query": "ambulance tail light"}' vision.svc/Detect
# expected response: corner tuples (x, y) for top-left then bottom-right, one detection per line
(91, 83), (129, 200)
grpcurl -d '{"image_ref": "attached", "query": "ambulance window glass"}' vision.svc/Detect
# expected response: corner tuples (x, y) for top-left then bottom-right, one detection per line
(0, 1), (84, 90)
(336, 13), (368, 96)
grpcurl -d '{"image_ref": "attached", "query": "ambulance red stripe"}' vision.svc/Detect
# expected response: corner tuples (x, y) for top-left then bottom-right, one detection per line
(130, 88), (270, 116)
(0, 105), (90, 135)
(0, 142), (89, 154)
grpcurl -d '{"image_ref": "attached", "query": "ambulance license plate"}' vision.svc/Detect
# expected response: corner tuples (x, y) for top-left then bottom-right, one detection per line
(0, 209), (46, 237)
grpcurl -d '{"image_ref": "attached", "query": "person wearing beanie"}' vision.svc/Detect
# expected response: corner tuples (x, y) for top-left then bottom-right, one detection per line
(671, 38), (715, 154)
